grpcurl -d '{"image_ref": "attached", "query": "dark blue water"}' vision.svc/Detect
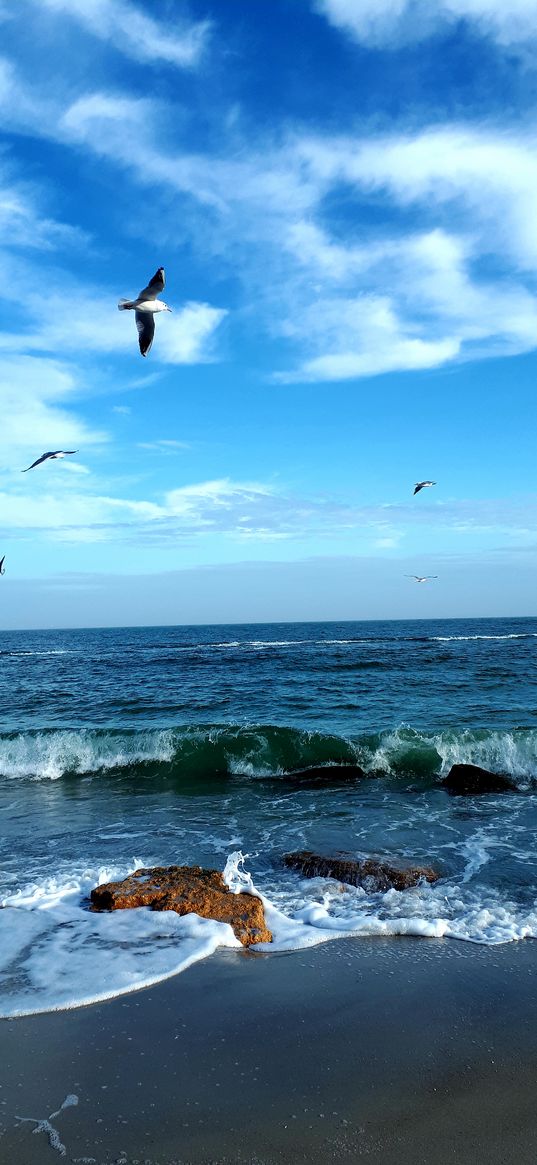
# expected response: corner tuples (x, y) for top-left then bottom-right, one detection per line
(2, 615), (537, 732)
(1, 617), (537, 1016)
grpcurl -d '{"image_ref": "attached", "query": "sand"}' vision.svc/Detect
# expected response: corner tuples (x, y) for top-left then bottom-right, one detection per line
(1, 935), (537, 1164)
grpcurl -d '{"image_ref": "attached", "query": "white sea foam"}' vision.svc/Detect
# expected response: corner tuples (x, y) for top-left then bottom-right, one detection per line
(15, 1093), (79, 1158)
(2, 649), (72, 656)
(0, 862), (240, 1018)
(2, 853), (537, 1018)
(0, 728), (176, 780)
(432, 730), (536, 780)
(430, 634), (537, 642)
(2, 722), (537, 782)
(356, 724), (537, 781)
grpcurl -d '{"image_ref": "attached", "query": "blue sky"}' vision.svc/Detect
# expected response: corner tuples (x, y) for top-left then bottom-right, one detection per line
(1, 0), (537, 627)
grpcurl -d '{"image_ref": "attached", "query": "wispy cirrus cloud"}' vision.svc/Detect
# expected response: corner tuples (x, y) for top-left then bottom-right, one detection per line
(0, 279), (227, 366)
(26, 0), (211, 67)
(314, 0), (537, 50)
(138, 440), (191, 453)
(0, 355), (106, 469)
(2, 466), (537, 552)
(53, 85), (537, 380)
(0, 176), (88, 251)
(2, 47), (537, 383)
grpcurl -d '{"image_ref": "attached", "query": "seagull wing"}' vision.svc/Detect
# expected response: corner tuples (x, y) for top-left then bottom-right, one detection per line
(0, 556), (4, 574)
(136, 310), (155, 357)
(137, 267), (165, 301)
(22, 452), (54, 472)
(413, 484), (423, 494)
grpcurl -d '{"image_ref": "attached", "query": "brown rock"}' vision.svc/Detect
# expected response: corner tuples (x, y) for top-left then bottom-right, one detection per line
(283, 850), (439, 892)
(90, 865), (272, 947)
(441, 763), (517, 795)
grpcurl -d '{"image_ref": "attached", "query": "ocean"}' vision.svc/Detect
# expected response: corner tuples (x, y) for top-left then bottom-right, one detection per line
(1, 616), (537, 1018)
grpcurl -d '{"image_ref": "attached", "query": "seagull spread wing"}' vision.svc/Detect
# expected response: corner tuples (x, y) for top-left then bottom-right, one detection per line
(22, 452), (55, 472)
(137, 267), (165, 301)
(0, 556), (5, 574)
(136, 310), (155, 357)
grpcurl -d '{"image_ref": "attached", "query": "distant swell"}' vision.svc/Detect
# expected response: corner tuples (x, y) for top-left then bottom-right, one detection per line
(1, 723), (536, 784)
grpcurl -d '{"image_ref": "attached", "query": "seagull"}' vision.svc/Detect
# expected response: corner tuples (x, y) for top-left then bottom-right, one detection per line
(22, 451), (78, 473)
(118, 267), (172, 357)
(405, 575), (438, 584)
(414, 481), (436, 495)
(0, 556), (4, 575)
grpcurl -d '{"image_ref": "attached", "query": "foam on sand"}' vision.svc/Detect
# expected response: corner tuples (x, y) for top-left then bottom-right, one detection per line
(2, 851), (537, 1019)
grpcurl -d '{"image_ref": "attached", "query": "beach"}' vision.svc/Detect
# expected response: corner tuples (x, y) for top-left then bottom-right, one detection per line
(2, 934), (537, 1164)
(2, 619), (537, 1160)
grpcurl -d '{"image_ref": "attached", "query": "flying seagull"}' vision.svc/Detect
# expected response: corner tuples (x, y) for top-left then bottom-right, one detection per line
(414, 481), (436, 495)
(0, 556), (4, 575)
(22, 451), (78, 473)
(405, 575), (438, 584)
(118, 266), (172, 357)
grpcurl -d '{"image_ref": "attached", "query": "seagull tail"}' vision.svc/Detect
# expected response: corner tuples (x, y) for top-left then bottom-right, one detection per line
(118, 298), (135, 310)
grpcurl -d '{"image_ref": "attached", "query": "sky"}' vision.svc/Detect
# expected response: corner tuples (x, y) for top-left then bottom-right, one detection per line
(1, 0), (537, 628)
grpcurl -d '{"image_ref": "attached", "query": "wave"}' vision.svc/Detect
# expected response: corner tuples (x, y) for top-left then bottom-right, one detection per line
(430, 634), (537, 642)
(0, 649), (72, 657)
(1, 723), (537, 784)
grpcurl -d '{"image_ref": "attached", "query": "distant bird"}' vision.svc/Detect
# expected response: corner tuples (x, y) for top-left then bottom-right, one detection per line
(22, 451), (78, 473)
(414, 481), (436, 495)
(405, 575), (438, 584)
(0, 556), (4, 575)
(118, 267), (172, 357)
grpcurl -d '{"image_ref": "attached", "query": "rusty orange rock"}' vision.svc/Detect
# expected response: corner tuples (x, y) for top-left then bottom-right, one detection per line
(90, 864), (272, 947)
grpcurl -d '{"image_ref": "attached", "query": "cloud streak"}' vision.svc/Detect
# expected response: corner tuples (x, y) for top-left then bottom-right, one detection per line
(29, 0), (211, 67)
(2, 21), (537, 387)
(2, 467), (537, 553)
(314, 0), (537, 50)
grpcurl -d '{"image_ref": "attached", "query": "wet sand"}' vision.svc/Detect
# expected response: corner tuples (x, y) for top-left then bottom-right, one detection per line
(1, 935), (537, 1164)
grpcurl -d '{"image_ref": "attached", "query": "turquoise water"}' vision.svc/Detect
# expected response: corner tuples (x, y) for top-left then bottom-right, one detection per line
(1, 617), (537, 1015)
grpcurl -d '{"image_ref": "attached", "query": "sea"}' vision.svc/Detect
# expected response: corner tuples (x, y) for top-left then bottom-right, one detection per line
(1, 616), (537, 1018)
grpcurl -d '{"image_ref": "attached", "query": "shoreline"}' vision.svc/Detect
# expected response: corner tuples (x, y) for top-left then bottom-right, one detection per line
(1, 935), (537, 1163)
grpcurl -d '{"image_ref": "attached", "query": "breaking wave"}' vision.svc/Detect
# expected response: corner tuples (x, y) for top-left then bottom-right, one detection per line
(1, 723), (536, 784)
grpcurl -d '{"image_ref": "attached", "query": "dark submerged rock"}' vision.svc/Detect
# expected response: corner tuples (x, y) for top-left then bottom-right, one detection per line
(282, 851), (439, 892)
(441, 763), (517, 795)
(90, 864), (272, 947)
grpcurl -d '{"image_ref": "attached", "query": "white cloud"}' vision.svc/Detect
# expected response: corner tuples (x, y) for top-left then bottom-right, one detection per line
(278, 294), (460, 381)
(314, 0), (537, 49)
(165, 479), (274, 521)
(297, 127), (537, 268)
(158, 304), (228, 365)
(0, 178), (87, 251)
(137, 440), (190, 453)
(57, 91), (537, 377)
(31, 0), (210, 67)
(0, 285), (226, 366)
(3, 56), (537, 381)
(0, 356), (105, 468)
(2, 476), (536, 551)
